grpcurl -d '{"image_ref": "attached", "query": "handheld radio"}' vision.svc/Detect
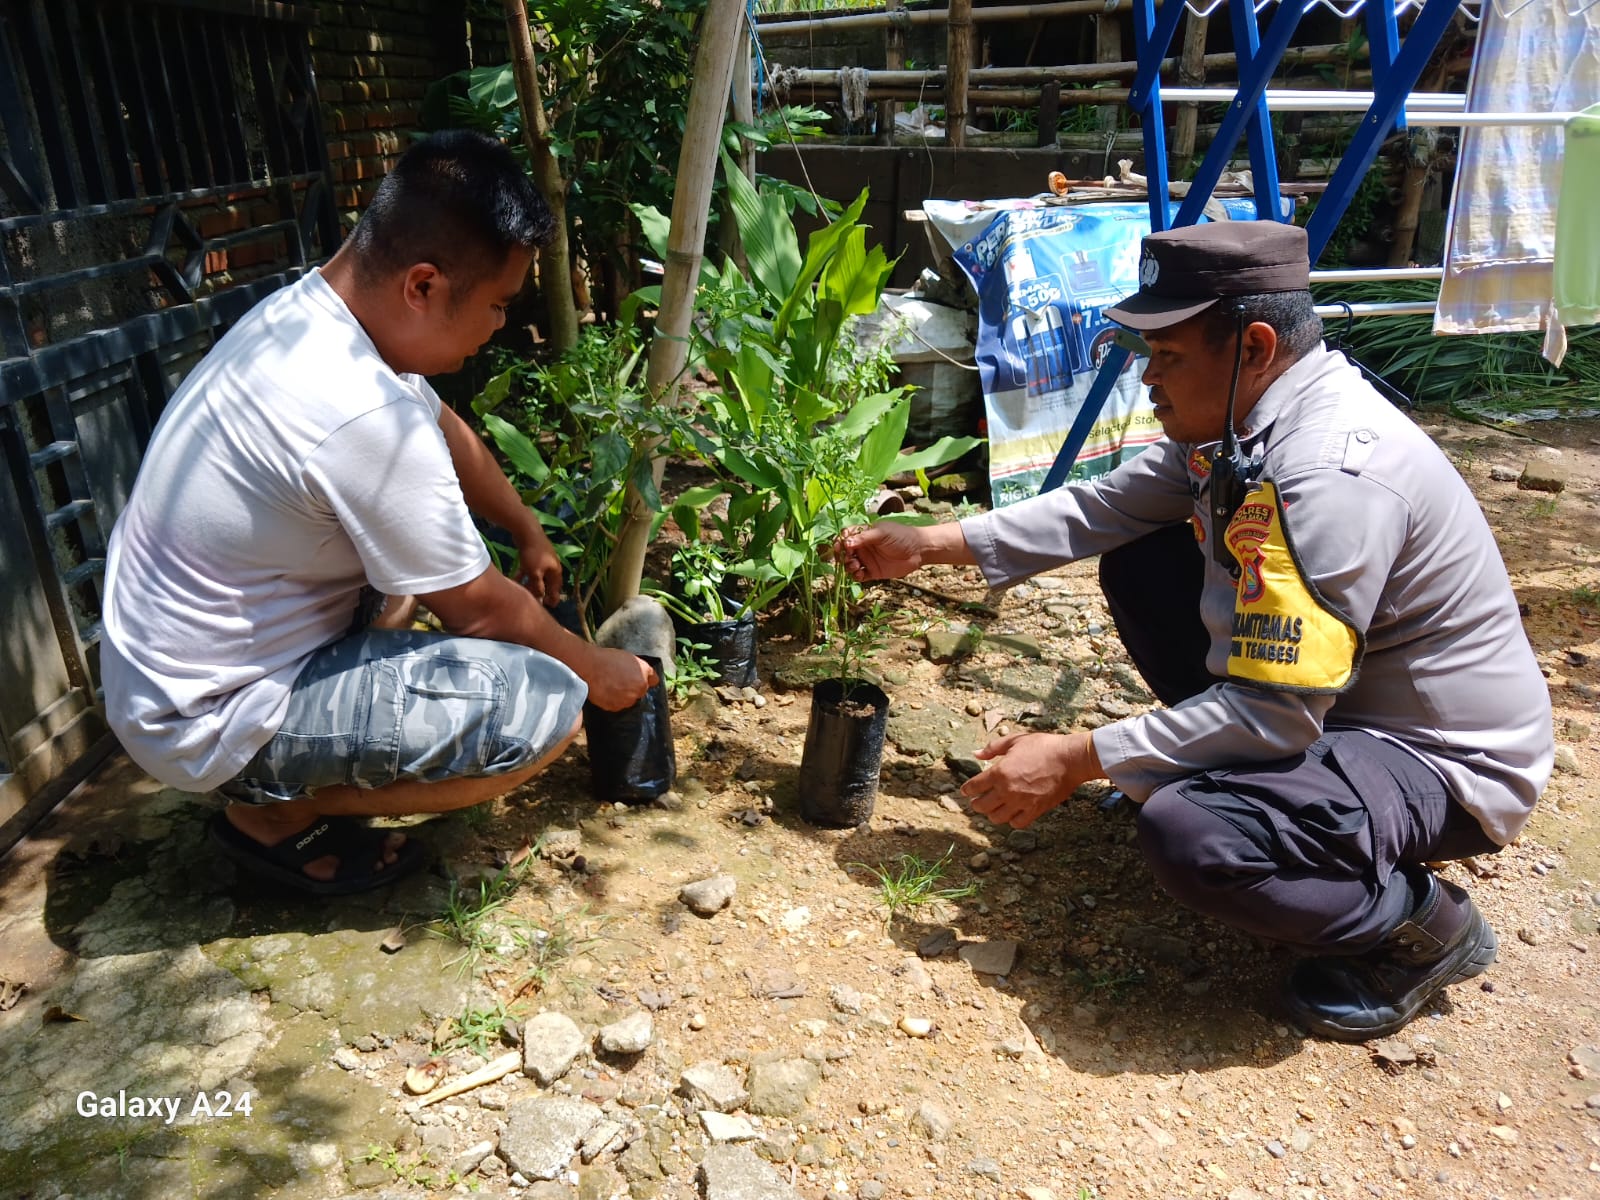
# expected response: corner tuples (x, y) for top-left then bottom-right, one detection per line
(1209, 304), (1253, 573)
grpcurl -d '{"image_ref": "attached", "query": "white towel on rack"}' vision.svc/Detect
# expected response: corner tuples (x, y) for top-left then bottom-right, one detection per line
(1435, 1), (1600, 364)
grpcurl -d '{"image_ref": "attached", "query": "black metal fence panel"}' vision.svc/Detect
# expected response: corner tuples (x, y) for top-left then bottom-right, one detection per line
(0, 0), (337, 851)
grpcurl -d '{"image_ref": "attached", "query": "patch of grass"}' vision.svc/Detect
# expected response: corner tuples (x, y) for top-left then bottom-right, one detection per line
(853, 846), (980, 929)
(432, 856), (543, 968)
(511, 909), (584, 997)
(441, 998), (520, 1057)
(357, 1143), (444, 1188)
(1312, 279), (1600, 416)
(1529, 495), (1559, 519)
(1571, 585), (1599, 611)
(1071, 966), (1145, 1002)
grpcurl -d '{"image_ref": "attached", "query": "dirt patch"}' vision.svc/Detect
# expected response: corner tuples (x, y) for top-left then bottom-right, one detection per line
(315, 412), (1600, 1199)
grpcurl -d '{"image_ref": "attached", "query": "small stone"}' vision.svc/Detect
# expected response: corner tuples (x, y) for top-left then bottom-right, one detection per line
(746, 1057), (821, 1119)
(598, 1011), (654, 1054)
(917, 928), (957, 959)
(1489, 464), (1519, 482)
(1487, 1125), (1519, 1144)
(899, 1016), (933, 1037)
(332, 1047), (362, 1071)
(499, 1095), (605, 1182)
(681, 1062), (748, 1113)
(1400, 1134), (1417, 1150)
(830, 984), (864, 1014)
(968, 1156), (1003, 1182)
(964, 699), (985, 716)
(579, 1119), (624, 1164)
(1265, 1140), (1287, 1159)
(1518, 462), (1567, 493)
(958, 940), (1019, 977)
(700, 1111), (758, 1142)
(860, 1182), (887, 1200)
(1584, 1094), (1600, 1110)
(1554, 745), (1582, 774)
(681, 874), (738, 916)
(697, 1144), (801, 1200)
(913, 1100), (953, 1141)
(1517, 928), (1541, 946)
(522, 1012), (587, 1086)
(1020, 1189), (1058, 1200)
(453, 1139), (497, 1177)
(689, 1013), (708, 1031)
(1005, 829), (1039, 853)
(968, 852), (991, 872)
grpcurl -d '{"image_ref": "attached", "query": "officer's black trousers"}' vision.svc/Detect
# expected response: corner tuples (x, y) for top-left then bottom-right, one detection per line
(1097, 524), (1500, 955)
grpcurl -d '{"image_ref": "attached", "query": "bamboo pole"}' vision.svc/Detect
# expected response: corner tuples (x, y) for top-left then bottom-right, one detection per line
(502, 0), (579, 354)
(757, 0), (1135, 36)
(1171, 9), (1209, 166)
(774, 74), (1380, 111)
(946, 0), (973, 148)
(763, 45), (1359, 92)
(604, 0), (746, 615)
(877, 0), (906, 147)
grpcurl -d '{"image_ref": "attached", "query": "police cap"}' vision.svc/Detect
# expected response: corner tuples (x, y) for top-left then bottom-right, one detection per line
(1103, 221), (1310, 331)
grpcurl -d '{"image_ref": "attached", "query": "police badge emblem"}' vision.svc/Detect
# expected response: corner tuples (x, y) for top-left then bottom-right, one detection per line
(1138, 249), (1160, 288)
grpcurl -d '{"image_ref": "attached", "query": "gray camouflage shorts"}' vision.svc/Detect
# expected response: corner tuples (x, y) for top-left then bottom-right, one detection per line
(219, 629), (587, 805)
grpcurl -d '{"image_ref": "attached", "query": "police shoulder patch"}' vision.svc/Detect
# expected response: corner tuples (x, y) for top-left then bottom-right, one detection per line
(1223, 480), (1361, 692)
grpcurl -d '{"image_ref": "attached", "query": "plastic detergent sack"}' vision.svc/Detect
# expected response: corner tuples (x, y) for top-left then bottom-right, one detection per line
(950, 198), (1275, 507)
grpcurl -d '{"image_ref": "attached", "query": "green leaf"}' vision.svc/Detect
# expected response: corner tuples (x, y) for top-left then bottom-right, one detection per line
(896, 436), (983, 473)
(481, 413), (549, 484)
(854, 395), (912, 484)
(629, 203), (673, 259)
(466, 64), (519, 111)
(722, 151), (801, 303)
(773, 187), (870, 343)
(472, 366), (518, 416)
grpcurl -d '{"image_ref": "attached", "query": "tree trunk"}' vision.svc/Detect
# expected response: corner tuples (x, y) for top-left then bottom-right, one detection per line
(502, 0), (579, 354)
(604, 0), (746, 615)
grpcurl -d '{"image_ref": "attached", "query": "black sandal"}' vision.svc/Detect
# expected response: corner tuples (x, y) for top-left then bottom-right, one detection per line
(208, 812), (427, 896)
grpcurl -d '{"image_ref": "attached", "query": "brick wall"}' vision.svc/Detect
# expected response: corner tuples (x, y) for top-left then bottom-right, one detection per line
(312, 0), (481, 230)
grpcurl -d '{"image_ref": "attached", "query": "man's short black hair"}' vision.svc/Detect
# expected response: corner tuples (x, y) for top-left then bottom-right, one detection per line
(349, 130), (553, 294)
(1199, 290), (1324, 362)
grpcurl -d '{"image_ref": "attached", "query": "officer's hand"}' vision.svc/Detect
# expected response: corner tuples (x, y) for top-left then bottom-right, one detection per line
(513, 525), (564, 606)
(961, 731), (1102, 829)
(834, 522), (925, 582)
(582, 648), (657, 712)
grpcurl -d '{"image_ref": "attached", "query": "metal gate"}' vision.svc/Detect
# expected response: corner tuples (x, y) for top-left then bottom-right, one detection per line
(0, 0), (339, 851)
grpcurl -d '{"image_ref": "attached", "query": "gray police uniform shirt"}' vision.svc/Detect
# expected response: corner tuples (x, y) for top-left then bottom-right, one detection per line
(960, 343), (1553, 846)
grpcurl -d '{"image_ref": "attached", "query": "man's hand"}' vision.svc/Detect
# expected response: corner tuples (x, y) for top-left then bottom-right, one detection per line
(960, 731), (1104, 829)
(582, 647), (657, 712)
(512, 524), (563, 606)
(835, 523), (927, 581)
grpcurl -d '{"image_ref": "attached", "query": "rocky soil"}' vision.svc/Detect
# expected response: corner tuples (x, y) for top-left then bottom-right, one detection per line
(2, 413), (1597, 1200)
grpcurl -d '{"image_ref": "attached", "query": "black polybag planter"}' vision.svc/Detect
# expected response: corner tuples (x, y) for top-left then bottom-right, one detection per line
(683, 614), (759, 687)
(584, 655), (675, 804)
(798, 679), (890, 827)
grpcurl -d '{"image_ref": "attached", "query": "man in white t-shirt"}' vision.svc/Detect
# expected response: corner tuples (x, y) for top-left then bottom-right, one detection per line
(102, 131), (654, 895)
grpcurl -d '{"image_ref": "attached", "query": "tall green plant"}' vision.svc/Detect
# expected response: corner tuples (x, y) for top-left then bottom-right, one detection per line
(633, 167), (980, 636)
(474, 328), (680, 634)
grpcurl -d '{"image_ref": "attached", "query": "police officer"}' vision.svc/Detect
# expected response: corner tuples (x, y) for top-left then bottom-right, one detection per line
(837, 221), (1553, 1041)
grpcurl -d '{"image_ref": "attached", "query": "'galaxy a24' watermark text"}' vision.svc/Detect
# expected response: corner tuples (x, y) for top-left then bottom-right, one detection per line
(77, 1090), (253, 1124)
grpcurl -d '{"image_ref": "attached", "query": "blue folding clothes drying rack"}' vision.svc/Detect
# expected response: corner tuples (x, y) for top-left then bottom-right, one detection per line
(1040, 0), (1471, 492)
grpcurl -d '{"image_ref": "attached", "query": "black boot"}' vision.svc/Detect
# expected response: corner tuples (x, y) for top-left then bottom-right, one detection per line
(1283, 870), (1498, 1042)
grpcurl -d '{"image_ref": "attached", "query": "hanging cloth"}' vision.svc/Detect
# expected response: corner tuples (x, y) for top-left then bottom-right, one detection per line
(1434, 1), (1600, 365)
